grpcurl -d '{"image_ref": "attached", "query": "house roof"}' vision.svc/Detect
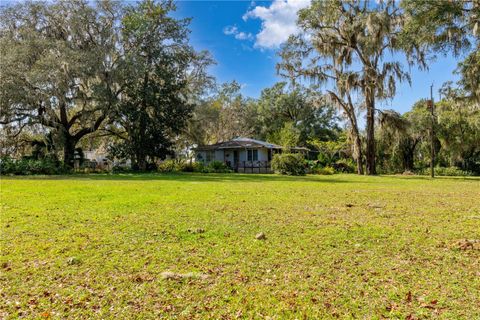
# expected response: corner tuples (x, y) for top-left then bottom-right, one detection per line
(195, 137), (308, 151)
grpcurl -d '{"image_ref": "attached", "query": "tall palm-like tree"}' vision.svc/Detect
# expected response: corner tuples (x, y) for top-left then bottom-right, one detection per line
(278, 0), (426, 174)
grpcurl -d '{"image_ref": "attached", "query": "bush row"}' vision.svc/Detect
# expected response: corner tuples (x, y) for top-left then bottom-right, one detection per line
(271, 154), (357, 176)
(0, 157), (69, 175)
(2, 156), (472, 177)
(157, 160), (232, 173)
(417, 166), (473, 177)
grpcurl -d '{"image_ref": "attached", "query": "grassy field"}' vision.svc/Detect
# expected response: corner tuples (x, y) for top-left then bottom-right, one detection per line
(1, 173), (479, 319)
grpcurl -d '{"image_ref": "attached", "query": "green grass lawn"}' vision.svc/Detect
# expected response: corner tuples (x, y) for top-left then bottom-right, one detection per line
(1, 174), (479, 319)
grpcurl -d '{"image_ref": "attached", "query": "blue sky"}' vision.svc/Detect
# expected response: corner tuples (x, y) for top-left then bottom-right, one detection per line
(174, 0), (460, 115)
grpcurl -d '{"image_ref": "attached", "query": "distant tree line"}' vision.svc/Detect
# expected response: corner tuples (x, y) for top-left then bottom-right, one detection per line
(1, 0), (479, 175)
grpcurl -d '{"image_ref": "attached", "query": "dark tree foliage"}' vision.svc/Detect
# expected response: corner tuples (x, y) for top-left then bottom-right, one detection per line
(0, 0), (122, 167)
(1, 0), (211, 170)
(106, 0), (212, 170)
(377, 96), (480, 175)
(255, 82), (339, 147)
(402, 0), (480, 104)
(278, 0), (426, 175)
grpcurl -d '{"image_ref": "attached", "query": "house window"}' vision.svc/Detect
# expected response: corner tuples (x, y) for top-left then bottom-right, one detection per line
(206, 151), (215, 162)
(247, 149), (258, 161)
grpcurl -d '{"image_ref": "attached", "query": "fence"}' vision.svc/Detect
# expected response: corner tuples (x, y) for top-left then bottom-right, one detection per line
(235, 161), (272, 174)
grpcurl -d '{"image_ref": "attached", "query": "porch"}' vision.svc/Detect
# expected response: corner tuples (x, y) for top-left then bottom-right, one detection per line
(194, 137), (308, 174)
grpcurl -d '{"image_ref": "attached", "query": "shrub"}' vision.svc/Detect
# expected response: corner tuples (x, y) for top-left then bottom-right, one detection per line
(158, 160), (207, 173)
(333, 159), (356, 173)
(158, 159), (182, 173)
(271, 153), (306, 176)
(418, 166), (473, 177)
(305, 159), (320, 171)
(0, 157), (16, 174)
(191, 162), (206, 172)
(201, 160), (231, 173)
(112, 165), (131, 173)
(179, 161), (205, 172)
(181, 162), (196, 172)
(316, 152), (332, 167)
(0, 156), (68, 175)
(209, 160), (228, 171)
(312, 166), (336, 175)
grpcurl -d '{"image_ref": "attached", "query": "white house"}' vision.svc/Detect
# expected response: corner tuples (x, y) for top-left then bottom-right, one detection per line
(195, 137), (308, 173)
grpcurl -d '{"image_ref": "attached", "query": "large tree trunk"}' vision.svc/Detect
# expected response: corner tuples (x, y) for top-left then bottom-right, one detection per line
(365, 93), (376, 175)
(353, 132), (364, 175)
(341, 95), (364, 175)
(137, 156), (147, 171)
(349, 120), (364, 174)
(402, 149), (414, 172)
(402, 138), (417, 172)
(63, 136), (76, 168)
(57, 101), (107, 168)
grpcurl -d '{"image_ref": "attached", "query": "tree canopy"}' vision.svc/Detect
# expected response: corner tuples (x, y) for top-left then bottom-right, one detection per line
(0, 0), (122, 166)
(1, 0), (478, 176)
(278, 0), (429, 175)
(0, 0), (211, 169)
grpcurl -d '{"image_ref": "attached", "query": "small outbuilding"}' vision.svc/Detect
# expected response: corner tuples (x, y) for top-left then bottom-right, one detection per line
(194, 137), (308, 173)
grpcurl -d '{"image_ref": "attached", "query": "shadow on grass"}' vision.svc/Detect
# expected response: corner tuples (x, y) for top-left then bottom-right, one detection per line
(1, 172), (358, 183)
(3, 173), (478, 184)
(383, 174), (480, 182)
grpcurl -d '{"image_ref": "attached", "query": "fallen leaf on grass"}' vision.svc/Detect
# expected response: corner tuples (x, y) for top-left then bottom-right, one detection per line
(405, 291), (412, 303)
(160, 271), (209, 280)
(420, 299), (445, 310)
(456, 239), (480, 250)
(131, 273), (155, 283)
(161, 304), (175, 312)
(368, 203), (385, 209)
(187, 228), (205, 234)
(385, 302), (398, 312)
(1, 262), (11, 271)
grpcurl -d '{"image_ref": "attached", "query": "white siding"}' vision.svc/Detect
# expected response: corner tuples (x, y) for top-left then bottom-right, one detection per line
(84, 150), (108, 163)
(223, 150), (234, 163)
(214, 150), (224, 161)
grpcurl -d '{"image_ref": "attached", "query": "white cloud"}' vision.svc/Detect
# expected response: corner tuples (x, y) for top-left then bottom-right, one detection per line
(243, 0), (310, 49)
(235, 32), (253, 41)
(223, 25), (253, 41)
(223, 25), (238, 36)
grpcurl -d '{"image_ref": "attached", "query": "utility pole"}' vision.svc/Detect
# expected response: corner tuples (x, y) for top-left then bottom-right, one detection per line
(429, 84), (435, 178)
